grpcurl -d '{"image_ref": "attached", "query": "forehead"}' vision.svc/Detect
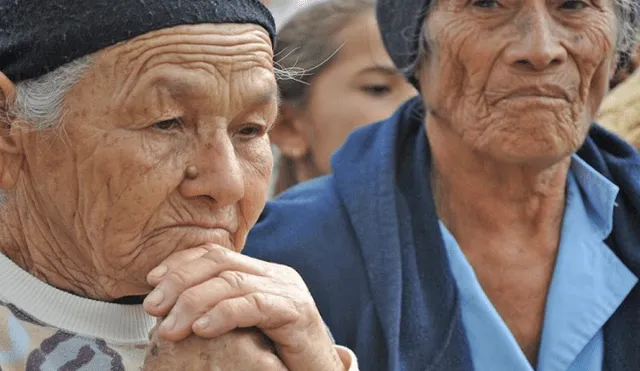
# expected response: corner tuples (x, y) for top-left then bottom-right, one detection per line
(331, 12), (395, 69)
(435, 0), (615, 9)
(90, 23), (277, 111)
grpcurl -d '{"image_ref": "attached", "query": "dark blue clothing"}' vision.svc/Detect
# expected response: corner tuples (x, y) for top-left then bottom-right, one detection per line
(244, 97), (640, 371)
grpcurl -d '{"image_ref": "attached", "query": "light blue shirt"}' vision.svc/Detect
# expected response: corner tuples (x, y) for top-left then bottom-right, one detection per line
(440, 155), (638, 371)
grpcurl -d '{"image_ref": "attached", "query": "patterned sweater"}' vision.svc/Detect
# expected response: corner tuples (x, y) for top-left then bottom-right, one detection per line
(0, 253), (154, 370)
(0, 253), (358, 371)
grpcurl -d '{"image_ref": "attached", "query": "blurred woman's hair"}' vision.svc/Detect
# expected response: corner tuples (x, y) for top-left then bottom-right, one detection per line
(610, 46), (639, 89)
(273, 0), (376, 194)
(276, 0), (376, 106)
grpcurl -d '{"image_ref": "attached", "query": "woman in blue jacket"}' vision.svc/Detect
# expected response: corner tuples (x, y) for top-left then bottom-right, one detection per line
(148, 0), (640, 369)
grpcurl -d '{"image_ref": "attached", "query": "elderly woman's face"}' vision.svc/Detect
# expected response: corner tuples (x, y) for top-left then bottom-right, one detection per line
(420, 0), (617, 162)
(16, 24), (277, 297)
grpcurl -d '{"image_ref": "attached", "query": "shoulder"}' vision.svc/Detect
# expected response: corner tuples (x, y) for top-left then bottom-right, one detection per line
(245, 175), (359, 267)
(244, 176), (372, 343)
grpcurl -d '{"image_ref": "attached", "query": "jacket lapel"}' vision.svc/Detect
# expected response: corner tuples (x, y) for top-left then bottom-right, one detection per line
(578, 125), (640, 370)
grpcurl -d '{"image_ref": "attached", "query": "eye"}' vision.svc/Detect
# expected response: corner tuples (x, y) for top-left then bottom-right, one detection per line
(361, 84), (392, 97)
(236, 124), (266, 139)
(152, 118), (184, 131)
(560, 0), (587, 9)
(473, 0), (501, 8)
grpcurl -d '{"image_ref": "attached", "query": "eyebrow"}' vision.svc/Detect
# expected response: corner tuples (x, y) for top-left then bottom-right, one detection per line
(158, 78), (280, 107)
(356, 65), (402, 76)
(252, 85), (280, 107)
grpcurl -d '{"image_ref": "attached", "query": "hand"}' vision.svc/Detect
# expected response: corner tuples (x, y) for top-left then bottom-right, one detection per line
(143, 245), (345, 371)
(142, 324), (287, 371)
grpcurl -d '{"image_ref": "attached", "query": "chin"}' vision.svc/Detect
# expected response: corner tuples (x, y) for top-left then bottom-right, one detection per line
(490, 146), (575, 168)
(480, 134), (578, 167)
(478, 116), (584, 164)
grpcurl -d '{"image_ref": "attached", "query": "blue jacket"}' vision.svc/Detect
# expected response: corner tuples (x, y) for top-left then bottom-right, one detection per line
(244, 97), (640, 371)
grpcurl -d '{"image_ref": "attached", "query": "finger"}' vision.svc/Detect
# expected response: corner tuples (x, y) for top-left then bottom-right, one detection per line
(155, 271), (277, 340)
(191, 293), (301, 343)
(144, 246), (273, 317)
(197, 298), (339, 371)
(146, 246), (211, 286)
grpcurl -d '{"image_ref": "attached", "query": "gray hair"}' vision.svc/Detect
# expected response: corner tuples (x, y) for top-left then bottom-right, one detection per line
(414, 0), (640, 77)
(11, 56), (93, 130)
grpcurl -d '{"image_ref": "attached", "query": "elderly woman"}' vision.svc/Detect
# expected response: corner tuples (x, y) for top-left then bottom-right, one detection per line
(146, 0), (640, 369)
(0, 1), (357, 370)
(269, 0), (417, 195)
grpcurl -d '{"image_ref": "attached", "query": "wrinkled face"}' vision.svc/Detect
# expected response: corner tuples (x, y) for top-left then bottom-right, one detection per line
(17, 24), (277, 297)
(420, 0), (617, 163)
(298, 12), (417, 173)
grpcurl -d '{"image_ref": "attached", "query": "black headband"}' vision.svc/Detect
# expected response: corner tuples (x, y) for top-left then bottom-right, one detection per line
(376, 0), (639, 89)
(0, 0), (276, 83)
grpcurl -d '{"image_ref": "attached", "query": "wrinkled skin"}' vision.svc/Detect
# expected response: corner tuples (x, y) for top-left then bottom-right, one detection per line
(271, 11), (417, 183)
(143, 244), (345, 371)
(421, 0), (616, 164)
(143, 324), (286, 371)
(416, 0), (618, 365)
(0, 24), (276, 300)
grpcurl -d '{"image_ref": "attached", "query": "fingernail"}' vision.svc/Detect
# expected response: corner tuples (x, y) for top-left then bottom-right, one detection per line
(145, 289), (164, 307)
(148, 265), (168, 279)
(194, 317), (210, 330)
(161, 313), (177, 331)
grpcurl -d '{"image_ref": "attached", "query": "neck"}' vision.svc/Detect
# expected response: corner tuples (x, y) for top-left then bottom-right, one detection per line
(0, 192), (111, 301)
(427, 114), (568, 243)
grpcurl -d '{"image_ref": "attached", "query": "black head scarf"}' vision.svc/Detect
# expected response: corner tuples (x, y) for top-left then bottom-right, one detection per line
(377, 0), (639, 89)
(0, 0), (275, 83)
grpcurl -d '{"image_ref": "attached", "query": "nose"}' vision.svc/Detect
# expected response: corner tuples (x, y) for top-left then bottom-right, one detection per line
(180, 130), (244, 206)
(503, 9), (567, 71)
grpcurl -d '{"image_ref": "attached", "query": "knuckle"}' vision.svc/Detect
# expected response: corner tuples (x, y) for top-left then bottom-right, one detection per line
(215, 299), (237, 320)
(178, 289), (203, 312)
(219, 270), (247, 289)
(250, 292), (271, 311)
(202, 245), (231, 264)
(274, 263), (302, 281)
(248, 293), (281, 322)
(165, 269), (192, 288)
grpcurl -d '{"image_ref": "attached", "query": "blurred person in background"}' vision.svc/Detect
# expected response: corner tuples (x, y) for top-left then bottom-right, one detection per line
(598, 46), (640, 149)
(268, 0), (417, 195)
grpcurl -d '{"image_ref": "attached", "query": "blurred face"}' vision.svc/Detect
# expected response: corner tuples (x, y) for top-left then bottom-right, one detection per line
(420, 0), (617, 164)
(279, 11), (417, 174)
(7, 24), (277, 298)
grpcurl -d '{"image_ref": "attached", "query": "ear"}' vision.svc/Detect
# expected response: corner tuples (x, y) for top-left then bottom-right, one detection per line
(269, 104), (310, 159)
(0, 72), (24, 190)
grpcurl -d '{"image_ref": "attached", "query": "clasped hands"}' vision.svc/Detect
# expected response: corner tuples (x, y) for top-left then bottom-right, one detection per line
(141, 244), (349, 371)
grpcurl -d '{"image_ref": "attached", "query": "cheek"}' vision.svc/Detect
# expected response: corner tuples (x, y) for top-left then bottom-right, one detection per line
(422, 14), (493, 117)
(22, 133), (81, 227)
(311, 103), (372, 172)
(234, 138), (272, 251)
(240, 137), (272, 222)
(568, 22), (616, 114)
(78, 132), (187, 251)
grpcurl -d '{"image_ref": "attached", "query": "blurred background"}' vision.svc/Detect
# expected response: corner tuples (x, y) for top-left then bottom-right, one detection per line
(262, 0), (325, 196)
(267, 0), (323, 26)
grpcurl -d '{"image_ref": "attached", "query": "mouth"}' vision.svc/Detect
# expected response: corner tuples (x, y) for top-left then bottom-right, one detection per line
(161, 224), (236, 250)
(500, 85), (570, 103)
